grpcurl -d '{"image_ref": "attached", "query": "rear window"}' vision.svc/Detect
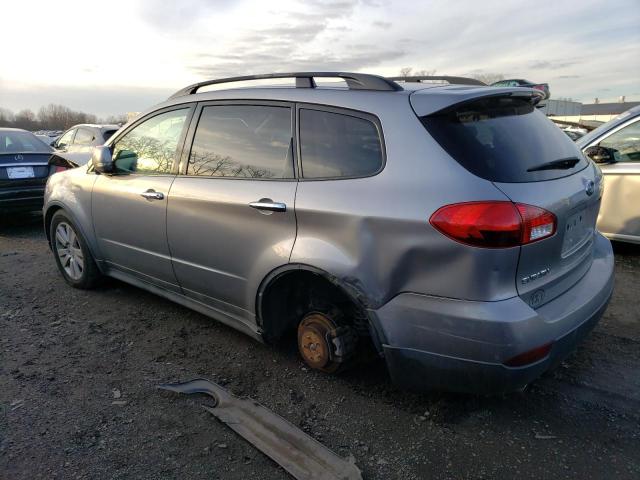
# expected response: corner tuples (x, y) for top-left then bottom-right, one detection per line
(0, 130), (52, 154)
(102, 130), (117, 142)
(421, 96), (588, 183)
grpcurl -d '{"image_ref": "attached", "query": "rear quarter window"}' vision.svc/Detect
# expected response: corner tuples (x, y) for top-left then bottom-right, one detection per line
(421, 96), (588, 183)
(299, 108), (383, 179)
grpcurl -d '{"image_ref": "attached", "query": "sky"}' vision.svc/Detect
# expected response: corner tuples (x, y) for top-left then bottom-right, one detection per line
(1, 0), (639, 118)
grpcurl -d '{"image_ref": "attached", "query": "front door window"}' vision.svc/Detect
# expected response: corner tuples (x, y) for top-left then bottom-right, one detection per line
(112, 109), (189, 174)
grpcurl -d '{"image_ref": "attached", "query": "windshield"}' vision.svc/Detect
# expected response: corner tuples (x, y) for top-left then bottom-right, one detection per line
(422, 96), (588, 182)
(0, 130), (53, 154)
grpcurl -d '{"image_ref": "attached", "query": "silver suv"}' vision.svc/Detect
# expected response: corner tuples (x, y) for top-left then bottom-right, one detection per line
(43, 72), (615, 394)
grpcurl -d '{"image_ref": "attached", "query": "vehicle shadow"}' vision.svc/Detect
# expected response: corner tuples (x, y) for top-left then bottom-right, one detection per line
(612, 239), (640, 256)
(0, 211), (43, 235)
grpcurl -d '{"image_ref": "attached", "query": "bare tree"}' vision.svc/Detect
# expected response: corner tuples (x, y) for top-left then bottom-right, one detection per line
(102, 114), (128, 125)
(13, 109), (38, 130)
(188, 149), (275, 179)
(0, 104), (121, 130)
(398, 67), (437, 78)
(399, 67), (413, 78)
(0, 107), (15, 126)
(469, 72), (505, 85)
(37, 104), (98, 130)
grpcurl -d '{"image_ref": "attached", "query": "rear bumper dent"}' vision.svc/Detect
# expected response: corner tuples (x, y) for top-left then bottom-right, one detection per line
(373, 233), (615, 394)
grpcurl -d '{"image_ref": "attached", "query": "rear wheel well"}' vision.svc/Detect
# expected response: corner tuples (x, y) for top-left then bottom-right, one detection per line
(259, 269), (371, 343)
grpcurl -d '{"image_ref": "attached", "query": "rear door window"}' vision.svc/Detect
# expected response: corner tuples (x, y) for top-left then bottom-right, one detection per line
(299, 108), (383, 179)
(74, 128), (94, 145)
(102, 130), (117, 143)
(188, 105), (293, 179)
(421, 96), (588, 182)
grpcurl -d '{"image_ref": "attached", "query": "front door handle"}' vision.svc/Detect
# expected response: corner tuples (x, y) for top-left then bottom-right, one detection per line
(140, 189), (164, 201)
(249, 200), (287, 212)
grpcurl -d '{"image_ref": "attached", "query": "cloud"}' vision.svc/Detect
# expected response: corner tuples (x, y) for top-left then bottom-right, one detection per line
(372, 20), (392, 29)
(136, 0), (238, 30)
(0, 84), (173, 119)
(2, 0), (639, 117)
(529, 59), (580, 70)
(190, 49), (405, 78)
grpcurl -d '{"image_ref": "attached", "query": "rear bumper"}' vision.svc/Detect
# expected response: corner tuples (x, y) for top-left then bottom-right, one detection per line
(0, 186), (45, 213)
(371, 233), (615, 394)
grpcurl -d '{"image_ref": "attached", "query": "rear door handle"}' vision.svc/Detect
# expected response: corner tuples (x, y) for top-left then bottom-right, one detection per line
(140, 189), (164, 200)
(249, 200), (287, 212)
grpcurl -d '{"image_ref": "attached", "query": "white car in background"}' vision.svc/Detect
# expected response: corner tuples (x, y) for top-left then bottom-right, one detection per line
(52, 124), (120, 166)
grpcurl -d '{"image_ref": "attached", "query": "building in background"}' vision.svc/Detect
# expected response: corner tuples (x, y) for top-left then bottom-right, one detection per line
(548, 101), (640, 125)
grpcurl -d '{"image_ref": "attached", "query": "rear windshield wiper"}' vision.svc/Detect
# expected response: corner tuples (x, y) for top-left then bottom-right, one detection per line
(527, 157), (580, 172)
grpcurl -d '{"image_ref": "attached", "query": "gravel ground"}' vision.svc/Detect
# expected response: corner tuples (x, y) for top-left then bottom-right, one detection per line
(1, 213), (639, 480)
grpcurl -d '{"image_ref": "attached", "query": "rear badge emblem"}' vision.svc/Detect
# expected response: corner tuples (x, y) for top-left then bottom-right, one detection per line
(529, 289), (546, 307)
(14, 154), (23, 161)
(585, 180), (595, 196)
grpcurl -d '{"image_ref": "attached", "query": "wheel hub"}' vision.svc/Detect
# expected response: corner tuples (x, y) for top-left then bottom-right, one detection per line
(54, 222), (84, 281)
(299, 324), (330, 368)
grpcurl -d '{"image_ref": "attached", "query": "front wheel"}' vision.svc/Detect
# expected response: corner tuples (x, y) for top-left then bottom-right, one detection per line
(50, 211), (102, 289)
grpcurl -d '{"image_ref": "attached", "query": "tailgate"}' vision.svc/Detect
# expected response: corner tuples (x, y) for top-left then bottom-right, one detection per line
(494, 163), (603, 309)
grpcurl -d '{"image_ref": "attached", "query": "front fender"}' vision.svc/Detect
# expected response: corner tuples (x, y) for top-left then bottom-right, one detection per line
(44, 168), (101, 263)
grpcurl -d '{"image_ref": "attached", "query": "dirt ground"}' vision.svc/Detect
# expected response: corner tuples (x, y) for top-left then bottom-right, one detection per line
(1, 213), (639, 480)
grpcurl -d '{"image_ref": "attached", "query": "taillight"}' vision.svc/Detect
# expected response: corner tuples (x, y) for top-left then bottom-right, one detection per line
(429, 201), (556, 248)
(504, 342), (553, 367)
(532, 84), (545, 91)
(54, 166), (68, 173)
(516, 204), (556, 243)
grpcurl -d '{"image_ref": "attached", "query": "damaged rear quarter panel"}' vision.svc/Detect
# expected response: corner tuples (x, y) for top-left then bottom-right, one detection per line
(290, 98), (520, 309)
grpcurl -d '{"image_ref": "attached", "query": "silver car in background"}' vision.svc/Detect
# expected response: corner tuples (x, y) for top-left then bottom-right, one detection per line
(578, 105), (640, 244)
(52, 124), (119, 166)
(43, 72), (614, 394)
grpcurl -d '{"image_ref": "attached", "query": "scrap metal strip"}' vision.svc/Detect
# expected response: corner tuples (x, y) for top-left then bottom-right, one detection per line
(158, 379), (362, 480)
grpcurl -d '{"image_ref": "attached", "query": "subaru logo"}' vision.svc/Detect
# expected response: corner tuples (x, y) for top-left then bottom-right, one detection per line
(14, 154), (23, 161)
(585, 180), (595, 196)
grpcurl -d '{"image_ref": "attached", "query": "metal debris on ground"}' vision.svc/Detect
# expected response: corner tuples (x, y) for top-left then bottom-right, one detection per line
(158, 379), (363, 480)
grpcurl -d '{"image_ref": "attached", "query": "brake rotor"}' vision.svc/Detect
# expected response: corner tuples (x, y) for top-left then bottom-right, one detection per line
(297, 312), (342, 373)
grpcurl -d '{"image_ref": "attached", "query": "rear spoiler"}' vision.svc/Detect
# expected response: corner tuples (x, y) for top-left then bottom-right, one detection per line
(388, 76), (486, 86)
(410, 87), (546, 117)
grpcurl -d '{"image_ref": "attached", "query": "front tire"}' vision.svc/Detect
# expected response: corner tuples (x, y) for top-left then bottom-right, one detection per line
(50, 211), (101, 289)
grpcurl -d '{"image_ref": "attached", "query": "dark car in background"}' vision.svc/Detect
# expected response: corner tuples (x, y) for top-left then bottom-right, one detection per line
(491, 79), (550, 100)
(0, 128), (63, 216)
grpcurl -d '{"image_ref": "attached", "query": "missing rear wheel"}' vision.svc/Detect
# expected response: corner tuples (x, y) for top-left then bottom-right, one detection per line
(297, 312), (357, 373)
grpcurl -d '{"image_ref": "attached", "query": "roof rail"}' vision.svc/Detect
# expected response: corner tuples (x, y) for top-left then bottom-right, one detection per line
(169, 72), (403, 99)
(388, 76), (486, 86)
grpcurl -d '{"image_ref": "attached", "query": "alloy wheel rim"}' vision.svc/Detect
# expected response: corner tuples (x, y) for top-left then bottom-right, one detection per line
(55, 222), (84, 280)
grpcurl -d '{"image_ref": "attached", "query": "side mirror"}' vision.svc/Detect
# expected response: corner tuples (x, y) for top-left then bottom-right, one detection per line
(584, 145), (615, 164)
(91, 146), (114, 173)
